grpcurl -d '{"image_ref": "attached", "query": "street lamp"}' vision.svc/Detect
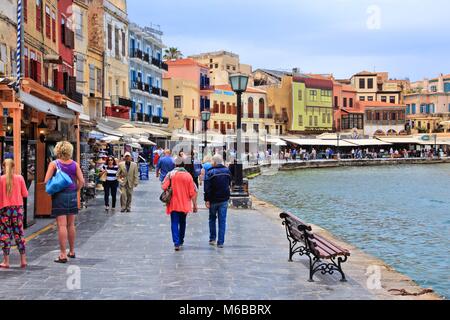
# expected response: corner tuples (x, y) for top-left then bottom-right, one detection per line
(336, 132), (340, 159)
(229, 73), (249, 206)
(201, 110), (211, 158)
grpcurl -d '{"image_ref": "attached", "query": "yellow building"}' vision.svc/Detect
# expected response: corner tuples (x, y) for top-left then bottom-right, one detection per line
(0, 0), (17, 80)
(163, 77), (200, 133)
(189, 51), (253, 86)
(209, 86), (238, 135)
(265, 75), (293, 135)
(91, 0), (131, 119)
(351, 71), (402, 104)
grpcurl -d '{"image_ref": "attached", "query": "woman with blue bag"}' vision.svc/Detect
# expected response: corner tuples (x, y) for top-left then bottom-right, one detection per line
(45, 141), (85, 264)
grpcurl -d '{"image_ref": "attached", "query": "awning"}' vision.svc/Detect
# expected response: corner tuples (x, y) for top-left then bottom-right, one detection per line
(173, 133), (201, 141)
(377, 137), (421, 144)
(343, 139), (392, 146)
(66, 101), (83, 114)
(282, 138), (356, 147)
(96, 123), (124, 137)
(138, 137), (156, 146)
(118, 124), (151, 136)
(19, 90), (75, 119)
(260, 137), (287, 146)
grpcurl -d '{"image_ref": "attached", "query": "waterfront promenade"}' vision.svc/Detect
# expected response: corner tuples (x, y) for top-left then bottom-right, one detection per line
(0, 179), (440, 300)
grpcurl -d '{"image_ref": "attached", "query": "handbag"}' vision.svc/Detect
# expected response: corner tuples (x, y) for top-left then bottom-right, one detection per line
(99, 170), (107, 182)
(46, 161), (73, 195)
(159, 174), (173, 204)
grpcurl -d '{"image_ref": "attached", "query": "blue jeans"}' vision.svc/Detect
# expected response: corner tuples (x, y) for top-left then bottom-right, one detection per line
(171, 212), (187, 247)
(209, 202), (228, 245)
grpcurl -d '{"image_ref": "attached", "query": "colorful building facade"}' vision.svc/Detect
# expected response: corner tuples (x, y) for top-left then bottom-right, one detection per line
(361, 101), (407, 137)
(333, 81), (363, 135)
(129, 22), (168, 126)
(291, 76), (334, 134)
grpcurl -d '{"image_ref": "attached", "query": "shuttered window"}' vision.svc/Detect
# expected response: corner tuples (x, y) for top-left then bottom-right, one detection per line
(96, 68), (102, 93)
(122, 31), (126, 57)
(24, 0), (28, 23)
(45, 6), (51, 38)
(52, 11), (56, 42)
(115, 28), (120, 58)
(107, 24), (112, 50)
(89, 64), (95, 94)
(36, 0), (42, 32)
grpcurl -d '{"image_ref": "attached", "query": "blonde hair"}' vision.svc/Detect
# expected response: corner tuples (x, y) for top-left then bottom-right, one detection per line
(203, 155), (212, 164)
(55, 141), (74, 160)
(3, 159), (15, 197)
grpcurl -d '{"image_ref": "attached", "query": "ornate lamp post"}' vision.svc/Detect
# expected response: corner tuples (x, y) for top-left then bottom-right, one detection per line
(201, 110), (211, 158)
(229, 73), (250, 208)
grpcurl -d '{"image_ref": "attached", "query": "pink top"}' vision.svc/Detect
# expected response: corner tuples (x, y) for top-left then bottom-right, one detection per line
(162, 169), (197, 215)
(0, 175), (29, 209)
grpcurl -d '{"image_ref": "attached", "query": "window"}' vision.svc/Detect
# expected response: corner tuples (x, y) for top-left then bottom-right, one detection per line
(298, 115), (303, 126)
(96, 68), (102, 93)
(334, 96), (338, 108)
(36, 0), (42, 32)
(310, 90), (317, 101)
(115, 28), (120, 58)
(242, 124), (247, 133)
(375, 112), (381, 121)
(322, 113), (326, 123)
(368, 78), (374, 89)
(51, 11), (56, 42)
(406, 105), (410, 114)
(215, 64), (218, 69)
(61, 17), (66, 44)
(173, 96), (182, 109)
(253, 124), (259, 133)
(122, 31), (126, 57)
(343, 98), (347, 108)
(430, 85), (437, 92)
(107, 24), (112, 50)
(45, 6), (51, 38)
(247, 97), (254, 118)
(314, 116), (318, 126)
(76, 55), (84, 88)
(444, 83), (450, 93)
(412, 104), (416, 114)
(349, 98), (353, 108)
(368, 96), (374, 102)
(390, 96), (396, 104)
(309, 116), (313, 126)
(327, 113), (331, 124)
(391, 113), (397, 121)
(75, 10), (83, 39)
(24, 47), (29, 77)
(192, 99), (194, 110)
(89, 64), (95, 94)
(298, 89), (302, 101)
(0, 44), (6, 76)
(359, 78), (365, 89)
(383, 112), (388, 121)
(24, 0), (28, 23)
(360, 96), (365, 101)
(321, 90), (332, 102)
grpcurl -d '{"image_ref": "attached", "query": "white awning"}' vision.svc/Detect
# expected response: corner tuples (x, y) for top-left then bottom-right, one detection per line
(173, 133), (201, 141)
(19, 90), (75, 119)
(378, 137), (421, 144)
(343, 139), (392, 146)
(66, 101), (83, 114)
(282, 138), (356, 147)
(96, 123), (124, 137)
(260, 137), (287, 146)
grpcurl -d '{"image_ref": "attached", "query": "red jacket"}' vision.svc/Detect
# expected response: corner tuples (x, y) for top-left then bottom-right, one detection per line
(162, 169), (197, 215)
(0, 175), (29, 208)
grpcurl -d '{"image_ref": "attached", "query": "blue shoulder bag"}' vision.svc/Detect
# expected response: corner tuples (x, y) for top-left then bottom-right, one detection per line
(46, 161), (73, 195)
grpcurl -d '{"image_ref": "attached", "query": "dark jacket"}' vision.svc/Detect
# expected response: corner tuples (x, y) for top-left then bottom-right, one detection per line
(204, 164), (232, 203)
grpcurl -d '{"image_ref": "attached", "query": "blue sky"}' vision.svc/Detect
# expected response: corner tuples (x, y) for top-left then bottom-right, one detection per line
(128, 0), (449, 81)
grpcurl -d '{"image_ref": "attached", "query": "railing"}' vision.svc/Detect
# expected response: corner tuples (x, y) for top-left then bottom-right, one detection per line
(111, 95), (133, 108)
(161, 89), (168, 98)
(131, 81), (144, 91)
(151, 116), (169, 125)
(130, 49), (143, 59)
(266, 114), (273, 119)
(143, 53), (150, 63)
(152, 58), (161, 68)
(259, 113), (265, 119)
(67, 90), (84, 104)
(161, 62), (168, 71)
(151, 87), (161, 96)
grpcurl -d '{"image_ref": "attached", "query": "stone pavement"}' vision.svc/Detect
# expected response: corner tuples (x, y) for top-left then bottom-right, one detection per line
(0, 179), (433, 300)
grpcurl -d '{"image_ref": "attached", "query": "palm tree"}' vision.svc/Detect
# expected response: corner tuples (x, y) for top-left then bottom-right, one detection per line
(163, 47), (183, 60)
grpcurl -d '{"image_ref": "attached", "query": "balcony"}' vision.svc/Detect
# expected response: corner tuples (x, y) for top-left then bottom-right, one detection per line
(266, 113), (273, 119)
(130, 49), (143, 60)
(67, 90), (84, 105)
(151, 58), (161, 68)
(105, 106), (130, 120)
(111, 95), (133, 109)
(161, 62), (168, 71)
(131, 81), (144, 92)
(143, 53), (150, 63)
(151, 87), (161, 96)
(259, 113), (265, 119)
(275, 113), (288, 124)
(161, 89), (169, 98)
(152, 116), (169, 125)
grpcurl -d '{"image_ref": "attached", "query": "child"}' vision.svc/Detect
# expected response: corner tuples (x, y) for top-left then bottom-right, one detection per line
(0, 159), (28, 269)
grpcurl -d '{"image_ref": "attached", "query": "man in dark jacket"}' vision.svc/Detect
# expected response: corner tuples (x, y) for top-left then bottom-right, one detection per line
(204, 154), (232, 248)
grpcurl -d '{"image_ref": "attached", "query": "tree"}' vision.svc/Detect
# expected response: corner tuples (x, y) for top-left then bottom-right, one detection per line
(163, 47), (183, 60)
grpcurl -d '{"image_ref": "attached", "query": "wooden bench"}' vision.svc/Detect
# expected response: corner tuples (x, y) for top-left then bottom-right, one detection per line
(280, 212), (350, 282)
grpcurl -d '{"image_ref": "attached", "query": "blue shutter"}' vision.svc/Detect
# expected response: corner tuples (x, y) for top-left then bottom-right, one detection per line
(444, 83), (450, 93)
(406, 105), (410, 114)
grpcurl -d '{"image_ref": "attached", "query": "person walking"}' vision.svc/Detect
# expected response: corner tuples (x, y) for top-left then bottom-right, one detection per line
(44, 141), (84, 264)
(162, 157), (198, 251)
(0, 159), (29, 269)
(204, 155), (232, 248)
(117, 152), (139, 213)
(156, 149), (175, 183)
(101, 157), (119, 211)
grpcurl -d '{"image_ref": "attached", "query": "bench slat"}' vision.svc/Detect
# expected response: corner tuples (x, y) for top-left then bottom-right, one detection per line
(314, 234), (350, 256)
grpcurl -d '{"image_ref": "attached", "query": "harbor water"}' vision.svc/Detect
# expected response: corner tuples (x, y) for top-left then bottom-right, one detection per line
(251, 164), (450, 298)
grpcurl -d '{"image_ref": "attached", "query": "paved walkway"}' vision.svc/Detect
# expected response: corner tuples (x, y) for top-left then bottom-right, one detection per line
(0, 179), (431, 300)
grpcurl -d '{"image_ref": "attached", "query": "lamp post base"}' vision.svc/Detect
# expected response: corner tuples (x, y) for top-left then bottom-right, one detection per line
(229, 194), (252, 209)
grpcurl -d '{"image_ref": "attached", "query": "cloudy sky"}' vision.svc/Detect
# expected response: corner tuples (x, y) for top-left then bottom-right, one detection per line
(128, 0), (449, 81)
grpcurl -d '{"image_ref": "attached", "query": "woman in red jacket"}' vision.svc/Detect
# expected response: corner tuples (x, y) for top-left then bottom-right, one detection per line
(0, 159), (29, 269)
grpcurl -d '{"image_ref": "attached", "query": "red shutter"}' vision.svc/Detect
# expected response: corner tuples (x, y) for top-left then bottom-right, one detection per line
(52, 13), (56, 42)
(36, 4), (42, 32)
(44, 67), (48, 86)
(36, 60), (41, 84)
(24, 0), (28, 23)
(53, 69), (58, 90)
(46, 11), (51, 38)
(24, 53), (29, 77)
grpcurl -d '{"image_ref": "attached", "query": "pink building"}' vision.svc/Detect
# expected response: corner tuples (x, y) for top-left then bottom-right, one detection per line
(333, 82), (363, 133)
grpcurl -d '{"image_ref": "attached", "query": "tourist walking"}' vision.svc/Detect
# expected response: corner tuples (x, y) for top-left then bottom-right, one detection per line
(44, 141), (84, 264)
(117, 152), (139, 213)
(200, 156), (213, 186)
(101, 157), (119, 211)
(156, 149), (175, 183)
(0, 159), (29, 269)
(162, 157), (198, 251)
(204, 155), (232, 248)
